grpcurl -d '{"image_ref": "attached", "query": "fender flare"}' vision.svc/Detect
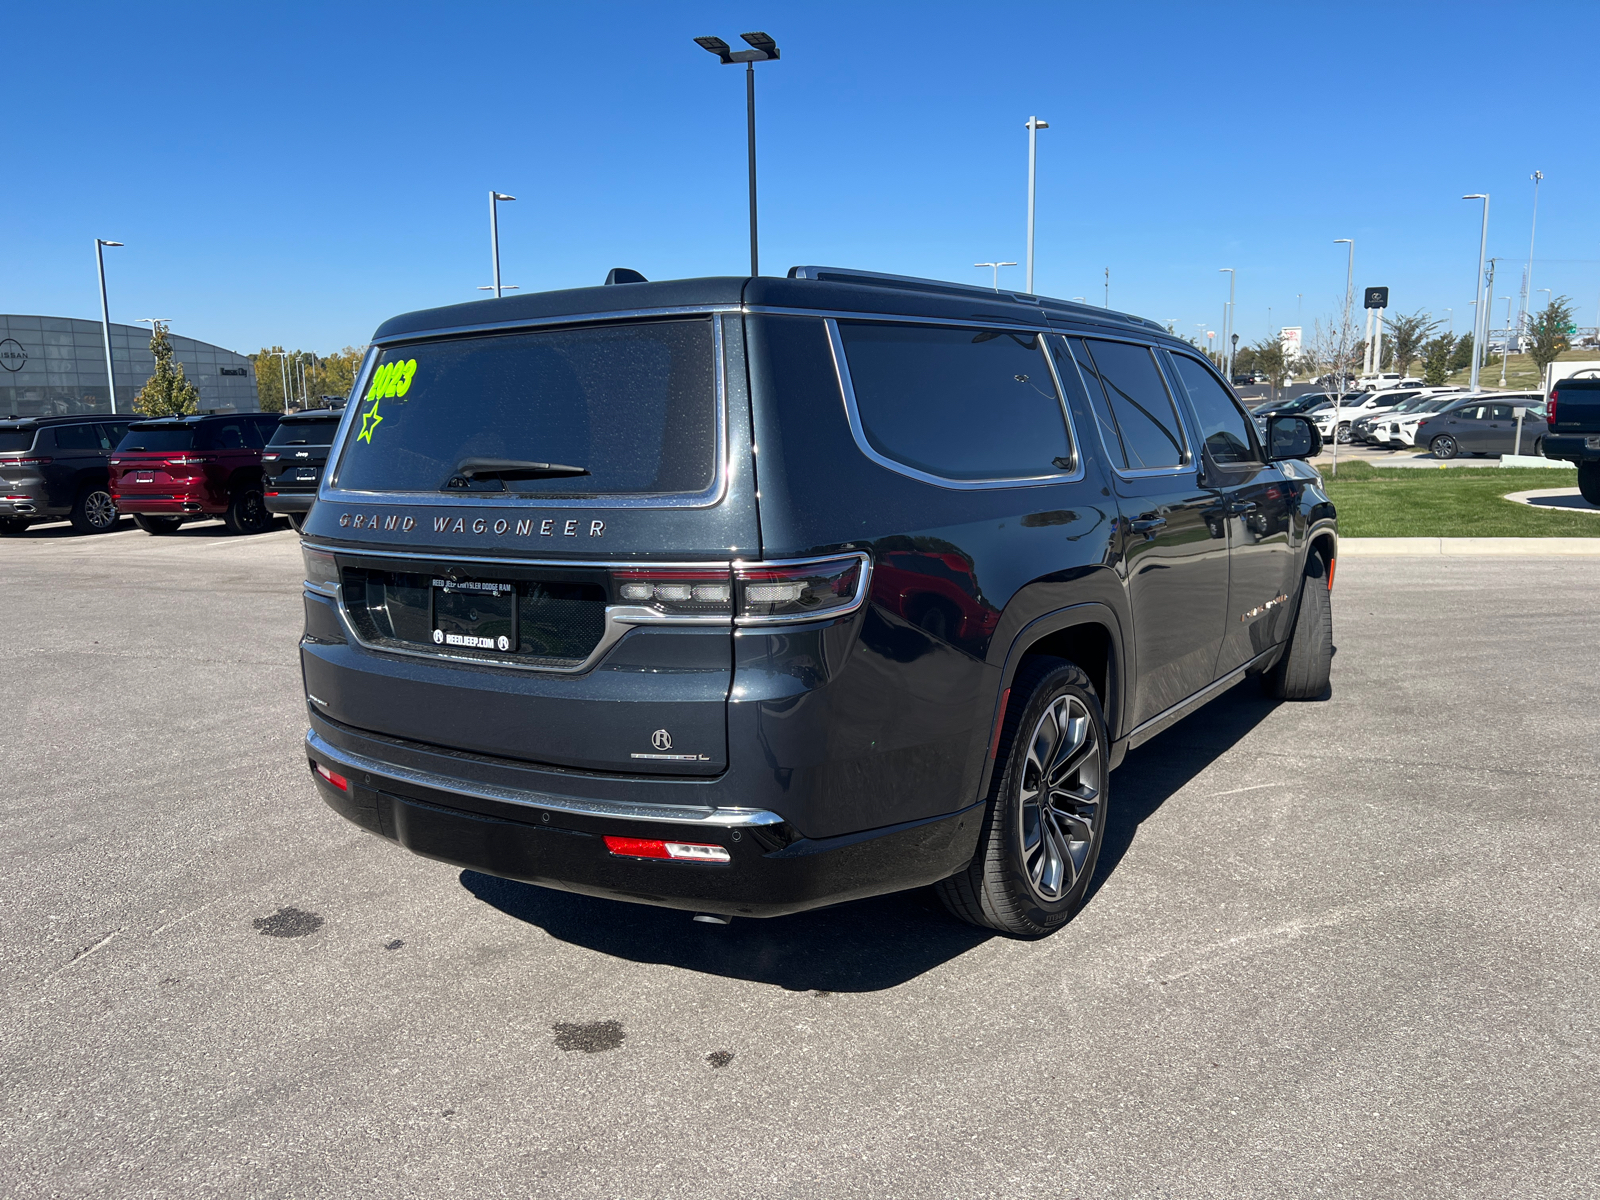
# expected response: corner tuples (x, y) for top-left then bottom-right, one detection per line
(974, 601), (1129, 801)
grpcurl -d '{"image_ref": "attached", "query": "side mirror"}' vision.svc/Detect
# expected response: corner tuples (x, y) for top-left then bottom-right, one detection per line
(1266, 415), (1321, 461)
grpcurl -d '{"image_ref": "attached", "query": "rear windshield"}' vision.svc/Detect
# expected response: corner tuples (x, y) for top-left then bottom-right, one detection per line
(116, 427), (200, 452)
(333, 319), (717, 496)
(269, 417), (341, 447)
(0, 429), (37, 453)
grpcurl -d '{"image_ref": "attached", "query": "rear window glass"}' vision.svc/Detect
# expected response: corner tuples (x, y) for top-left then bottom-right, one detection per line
(117, 426), (200, 452)
(334, 319), (717, 496)
(269, 417), (341, 446)
(0, 429), (38, 453)
(836, 322), (1072, 481)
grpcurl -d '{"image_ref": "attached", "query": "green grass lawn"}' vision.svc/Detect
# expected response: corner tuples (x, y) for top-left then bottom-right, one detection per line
(1320, 461), (1594, 537)
(1441, 345), (1600, 391)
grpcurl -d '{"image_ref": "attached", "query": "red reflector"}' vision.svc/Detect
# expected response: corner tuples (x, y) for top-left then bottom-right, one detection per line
(603, 836), (731, 863)
(314, 762), (348, 791)
(989, 687), (1011, 759)
(265, 491), (278, 497)
(1327, 557), (1337, 591)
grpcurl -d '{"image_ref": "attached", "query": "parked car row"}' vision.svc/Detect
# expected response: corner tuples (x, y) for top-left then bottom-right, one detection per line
(1246, 388), (1550, 460)
(0, 408), (342, 537)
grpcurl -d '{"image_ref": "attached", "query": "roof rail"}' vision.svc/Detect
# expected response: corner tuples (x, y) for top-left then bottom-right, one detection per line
(786, 265), (1166, 331)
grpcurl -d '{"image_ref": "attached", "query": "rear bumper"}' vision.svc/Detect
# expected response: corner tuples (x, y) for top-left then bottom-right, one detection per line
(112, 491), (222, 515)
(305, 727), (982, 918)
(1543, 435), (1600, 464)
(265, 490), (315, 515)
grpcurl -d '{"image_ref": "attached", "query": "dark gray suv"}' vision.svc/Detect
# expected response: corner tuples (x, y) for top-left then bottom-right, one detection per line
(0, 415), (132, 534)
(300, 268), (1335, 936)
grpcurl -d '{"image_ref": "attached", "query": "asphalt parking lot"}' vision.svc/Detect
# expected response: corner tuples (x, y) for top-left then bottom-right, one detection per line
(4, 521), (1598, 1199)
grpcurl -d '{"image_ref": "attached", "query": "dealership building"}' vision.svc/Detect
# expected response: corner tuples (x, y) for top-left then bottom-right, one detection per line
(0, 315), (258, 418)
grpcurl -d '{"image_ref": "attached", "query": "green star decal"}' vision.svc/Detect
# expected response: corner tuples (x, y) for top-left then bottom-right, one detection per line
(357, 398), (382, 444)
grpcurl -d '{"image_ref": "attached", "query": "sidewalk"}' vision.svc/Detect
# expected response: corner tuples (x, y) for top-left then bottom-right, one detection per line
(1340, 537), (1600, 556)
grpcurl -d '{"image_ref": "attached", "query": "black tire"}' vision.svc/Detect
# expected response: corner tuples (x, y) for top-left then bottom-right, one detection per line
(1430, 434), (1458, 460)
(223, 485), (270, 535)
(1580, 462), (1600, 506)
(0, 516), (30, 536)
(69, 487), (119, 535)
(936, 657), (1109, 938)
(287, 512), (306, 533)
(133, 514), (183, 535)
(1263, 552), (1333, 701)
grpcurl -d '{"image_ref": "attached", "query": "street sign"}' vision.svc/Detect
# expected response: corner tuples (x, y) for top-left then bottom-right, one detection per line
(1364, 286), (1389, 309)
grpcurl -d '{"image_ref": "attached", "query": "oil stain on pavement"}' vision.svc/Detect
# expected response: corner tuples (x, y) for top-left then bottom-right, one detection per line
(252, 907), (324, 938)
(552, 1020), (625, 1053)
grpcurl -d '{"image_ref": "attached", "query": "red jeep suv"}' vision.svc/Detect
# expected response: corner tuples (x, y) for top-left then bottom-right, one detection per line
(110, 413), (281, 534)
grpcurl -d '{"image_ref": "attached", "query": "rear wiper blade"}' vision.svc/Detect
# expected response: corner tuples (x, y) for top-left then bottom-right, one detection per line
(447, 457), (591, 485)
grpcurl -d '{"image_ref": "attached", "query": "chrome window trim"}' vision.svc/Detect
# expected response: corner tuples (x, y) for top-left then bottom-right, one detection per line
(746, 303), (1171, 339)
(305, 730), (783, 828)
(1053, 333), (1198, 481)
(821, 317), (1085, 490)
(323, 313), (732, 511)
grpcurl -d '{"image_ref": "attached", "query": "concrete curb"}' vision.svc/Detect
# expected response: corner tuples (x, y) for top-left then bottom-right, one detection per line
(1340, 537), (1600, 557)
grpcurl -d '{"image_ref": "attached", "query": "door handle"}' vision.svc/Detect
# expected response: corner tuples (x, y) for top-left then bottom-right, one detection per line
(1129, 516), (1167, 536)
(1227, 500), (1258, 515)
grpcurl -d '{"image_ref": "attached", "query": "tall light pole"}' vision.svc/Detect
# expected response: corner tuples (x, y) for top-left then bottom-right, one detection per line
(1024, 116), (1048, 294)
(695, 32), (780, 276)
(1218, 268), (1236, 377)
(488, 191), (515, 298)
(974, 262), (1016, 292)
(95, 239), (124, 414)
(1498, 296), (1514, 385)
(1463, 194), (1490, 392)
(1104, 267), (1110, 308)
(271, 350), (292, 412)
(1519, 170), (1543, 348)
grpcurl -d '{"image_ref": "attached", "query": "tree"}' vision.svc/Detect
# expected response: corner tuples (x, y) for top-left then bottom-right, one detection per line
(250, 345), (366, 411)
(1248, 332), (1290, 400)
(132, 322), (201, 417)
(1526, 295), (1575, 378)
(1448, 332), (1474, 373)
(1420, 333), (1456, 386)
(1384, 310), (1440, 378)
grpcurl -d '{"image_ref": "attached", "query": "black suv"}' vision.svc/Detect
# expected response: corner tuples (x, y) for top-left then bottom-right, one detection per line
(0, 414), (132, 535)
(300, 268), (1334, 936)
(264, 408), (344, 531)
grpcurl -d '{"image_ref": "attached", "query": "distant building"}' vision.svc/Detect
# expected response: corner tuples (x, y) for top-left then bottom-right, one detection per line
(0, 315), (258, 418)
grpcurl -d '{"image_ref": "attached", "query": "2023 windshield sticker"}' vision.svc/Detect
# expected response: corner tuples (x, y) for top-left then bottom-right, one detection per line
(357, 358), (417, 444)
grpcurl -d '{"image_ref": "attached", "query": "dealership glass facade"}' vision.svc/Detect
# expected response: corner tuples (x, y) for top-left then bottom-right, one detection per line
(0, 315), (258, 417)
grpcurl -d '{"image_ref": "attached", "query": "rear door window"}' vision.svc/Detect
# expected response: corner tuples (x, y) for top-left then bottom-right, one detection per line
(0, 429), (38, 453)
(1069, 338), (1189, 470)
(1168, 354), (1259, 465)
(835, 321), (1073, 482)
(206, 422), (247, 450)
(52, 423), (102, 451)
(334, 318), (717, 496)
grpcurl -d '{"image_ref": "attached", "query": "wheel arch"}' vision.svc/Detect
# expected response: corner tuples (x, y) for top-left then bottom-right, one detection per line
(976, 603), (1127, 801)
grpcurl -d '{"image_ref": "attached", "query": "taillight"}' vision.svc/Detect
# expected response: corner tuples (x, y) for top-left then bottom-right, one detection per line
(1548, 391), (1557, 425)
(603, 836), (730, 863)
(302, 545), (340, 596)
(313, 762), (348, 791)
(606, 554), (871, 626)
(262, 452), (280, 462)
(11, 456), (51, 466)
(165, 456), (206, 467)
(734, 554), (868, 625)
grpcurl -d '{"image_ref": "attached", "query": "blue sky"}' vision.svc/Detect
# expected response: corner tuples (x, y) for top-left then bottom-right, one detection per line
(5, 1), (1597, 356)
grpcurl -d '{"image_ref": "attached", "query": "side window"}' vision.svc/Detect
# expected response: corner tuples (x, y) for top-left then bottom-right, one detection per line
(101, 422), (130, 449)
(1072, 338), (1187, 470)
(242, 420), (267, 449)
(836, 321), (1073, 482)
(1169, 354), (1259, 465)
(52, 423), (101, 451)
(210, 423), (245, 450)
(1454, 406), (1483, 421)
(1488, 404), (1514, 421)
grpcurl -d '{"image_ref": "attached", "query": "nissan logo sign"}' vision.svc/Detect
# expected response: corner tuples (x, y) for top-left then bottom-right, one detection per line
(0, 339), (26, 372)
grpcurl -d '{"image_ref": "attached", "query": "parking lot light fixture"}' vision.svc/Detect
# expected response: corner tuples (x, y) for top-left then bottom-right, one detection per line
(489, 192), (515, 299)
(974, 261), (1017, 292)
(1024, 116), (1048, 293)
(695, 31), (780, 277)
(1463, 195), (1490, 392)
(95, 239), (124, 414)
(1218, 268), (1236, 377)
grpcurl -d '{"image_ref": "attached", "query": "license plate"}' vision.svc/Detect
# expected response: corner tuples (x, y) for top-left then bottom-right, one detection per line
(134, 471), (154, 483)
(295, 468), (318, 481)
(431, 578), (517, 653)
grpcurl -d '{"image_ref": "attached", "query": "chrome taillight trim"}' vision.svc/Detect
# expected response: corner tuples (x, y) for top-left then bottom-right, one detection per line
(731, 552), (874, 627)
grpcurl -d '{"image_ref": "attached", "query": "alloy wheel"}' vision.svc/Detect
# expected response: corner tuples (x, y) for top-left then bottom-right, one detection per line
(1017, 694), (1101, 902)
(84, 490), (117, 530)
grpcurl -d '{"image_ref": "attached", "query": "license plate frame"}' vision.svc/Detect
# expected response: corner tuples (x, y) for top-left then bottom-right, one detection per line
(134, 471), (155, 483)
(431, 577), (518, 654)
(295, 468), (318, 481)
